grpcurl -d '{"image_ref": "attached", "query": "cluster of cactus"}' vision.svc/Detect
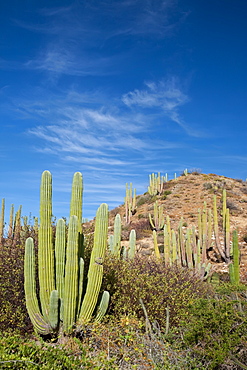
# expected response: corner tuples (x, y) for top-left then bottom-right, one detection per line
(149, 201), (165, 231)
(152, 190), (237, 280)
(108, 213), (136, 259)
(0, 199), (23, 241)
(152, 216), (211, 280)
(24, 171), (110, 336)
(124, 183), (136, 224)
(213, 189), (230, 263)
(148, 172), (167, 196)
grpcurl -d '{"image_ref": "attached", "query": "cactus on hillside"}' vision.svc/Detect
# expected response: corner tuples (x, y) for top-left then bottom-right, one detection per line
(24, 171), (109, 336)
(148, 172), (165, 196)
(125, 183), (136, 224)
(149, 201), (165, 231)
(229, 230), (240, 285)
(109, 214), (122, 258)
(0, 198), (4, 240)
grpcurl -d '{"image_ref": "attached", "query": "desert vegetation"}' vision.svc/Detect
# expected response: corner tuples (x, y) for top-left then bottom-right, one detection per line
(1, 170), (247, 369)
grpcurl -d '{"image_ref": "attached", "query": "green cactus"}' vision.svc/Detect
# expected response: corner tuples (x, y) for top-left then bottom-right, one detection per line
(110, 214), (122, 258)
(125, 183), (136, 224)
(148, 172), (165, 196)
(0, 198), (4, 240)
(148, 201), (165, 231)
(229, 230), (240, 285)
(153, 230), (161, 259)
(8, 204), (14, 238)
(128, 229), (136, 259)
(24, 171), (110, 336)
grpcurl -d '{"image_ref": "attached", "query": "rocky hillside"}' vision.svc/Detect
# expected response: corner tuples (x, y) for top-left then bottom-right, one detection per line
(103, 172), (247, 281)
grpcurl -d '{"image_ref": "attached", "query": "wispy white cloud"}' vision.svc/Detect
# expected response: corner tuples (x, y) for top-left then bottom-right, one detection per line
(122, 78), (204, 136)
(14, 0), (182, 78)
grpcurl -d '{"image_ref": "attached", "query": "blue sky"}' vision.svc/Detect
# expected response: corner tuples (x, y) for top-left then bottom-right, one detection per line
(1, 0), (247, 221)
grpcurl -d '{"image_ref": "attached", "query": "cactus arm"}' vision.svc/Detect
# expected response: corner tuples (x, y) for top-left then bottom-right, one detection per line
(49, 290), (59, 329)
(78, 203), (108, 323)
(185, 229), (193, 269)
(70, 172), (83, 232)
(55, 219), (66, 309)
(95, 291), (110, 322)
(213, 195), (226, 261)
(164, 225), (170, 265)
(24, 237), (51, 335)
(128, 229), (136, 259)
(153, 230), (160, 259)
(63, 215), (79, 333)
(225, 208), (230, 260)
(171, 230), (177, 263)
(113, 214), (122, 258)
(0, 198), (5, 240)
(38, 170), (55, 320)
(229, 230), (240, 285)
(8, 204), (14, 238)
(77, 257), (84, 319)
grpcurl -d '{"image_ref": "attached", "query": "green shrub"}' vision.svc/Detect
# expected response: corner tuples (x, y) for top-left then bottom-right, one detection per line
(0, 333), (91, 369)
(169, 296), (247, 369)
(102, 256), (212, 330)
(0, 239), (34, 334)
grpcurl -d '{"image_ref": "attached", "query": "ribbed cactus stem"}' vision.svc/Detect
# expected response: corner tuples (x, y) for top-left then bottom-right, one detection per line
(63, 215), (80, 333)
(213, 195), (225, 261)
(186, 229), (193, 268)
(70, 172), (83, 232)
(55, 219), (66, 314)
(78, 203), (108, 323)
(112, 214), (122, 258)
(222, 189), (227, 232)
(178, 219), (186, 266)
(128, 229), (136, 259)
(0, 198), (4, 240)
(153, 230), (160, 259)
(229, 230), (240, 285)
(38, 170), (55, 320)
(171, 229), (177, 263)
(225, 208), (230, 260)
(95, 291), (110, 322)
(49, 290), (59, 329)
(164, 225), (170, 265)
(8, 204), (14, 238)
(24, 237), (51, 335)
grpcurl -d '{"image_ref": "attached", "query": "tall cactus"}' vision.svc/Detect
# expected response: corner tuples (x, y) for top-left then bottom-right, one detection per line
(148, 172), (165, 196)
(149, 201), (165, 231)
(125, 183), (136, 224)
(229, 230), (240, 285)
(24, 171), (109, 336)
(109, 214), (122, 258)
(0, 198), (5, 240)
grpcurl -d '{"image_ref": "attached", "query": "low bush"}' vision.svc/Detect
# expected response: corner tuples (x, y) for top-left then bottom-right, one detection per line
(170, 296), (247, 369)
(0, 333), (91, 369)
(102, 256), (212, 330)
(0, 240), (33, 334)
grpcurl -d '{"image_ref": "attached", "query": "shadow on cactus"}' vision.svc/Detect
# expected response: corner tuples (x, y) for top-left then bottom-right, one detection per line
(24, 171), (110, 337)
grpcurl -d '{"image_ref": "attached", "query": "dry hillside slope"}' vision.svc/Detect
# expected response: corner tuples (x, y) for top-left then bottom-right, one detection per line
(104, 172), (247, 281)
